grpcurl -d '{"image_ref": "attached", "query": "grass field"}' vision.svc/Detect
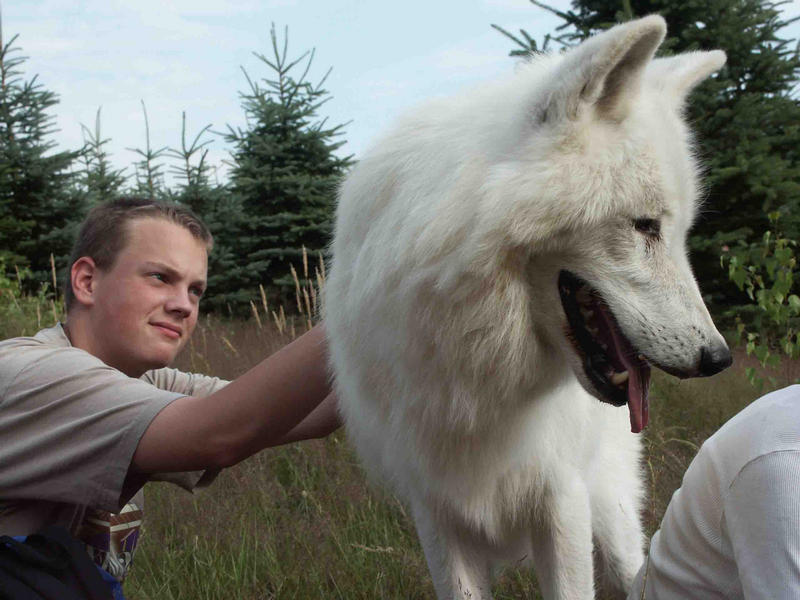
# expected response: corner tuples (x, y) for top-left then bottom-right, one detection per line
(1, 267), (787, 599)
(119, 316), (781, 600)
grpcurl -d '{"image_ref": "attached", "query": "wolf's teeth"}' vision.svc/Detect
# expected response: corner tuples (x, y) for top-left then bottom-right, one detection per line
(611, 371), (629, 385)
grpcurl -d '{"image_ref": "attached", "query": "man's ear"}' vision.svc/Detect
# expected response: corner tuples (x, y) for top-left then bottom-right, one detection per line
(539, 15), (666, 123)
(71, 257), (98, 308)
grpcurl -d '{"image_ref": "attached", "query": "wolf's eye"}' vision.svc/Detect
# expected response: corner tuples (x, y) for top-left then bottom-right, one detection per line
(633, 218), (661, 237)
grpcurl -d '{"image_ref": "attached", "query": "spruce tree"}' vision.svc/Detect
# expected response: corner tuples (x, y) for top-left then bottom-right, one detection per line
(78, 107), (127, 205)
(167, 112), (247, 313)
(128, 101), (168, 201)
(0, 32), (83, 294)
(497, 0), (800, 318)
(167, 112), (218, 216)
(224, 25), (352, 303)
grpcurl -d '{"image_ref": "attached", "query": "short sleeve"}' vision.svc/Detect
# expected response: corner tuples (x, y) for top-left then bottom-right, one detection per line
(0, 343), (187, 513)
(141, 367), (228, 397)
(724, 450), (800, 600)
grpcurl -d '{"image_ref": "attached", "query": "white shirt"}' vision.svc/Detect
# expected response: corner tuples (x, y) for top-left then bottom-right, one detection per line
(629, 385), (800, 599)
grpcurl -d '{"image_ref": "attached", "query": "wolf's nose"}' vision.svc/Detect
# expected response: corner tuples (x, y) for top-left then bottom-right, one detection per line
(698, 343), (733, 377)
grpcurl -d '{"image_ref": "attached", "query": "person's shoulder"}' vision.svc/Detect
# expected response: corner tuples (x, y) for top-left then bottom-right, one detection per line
(0, 324), (109, 389)
(722, 385), (800, 434)
(0, 323), (69, 351)
(0, 324), (58, 362)
(703, 385), (800, 475)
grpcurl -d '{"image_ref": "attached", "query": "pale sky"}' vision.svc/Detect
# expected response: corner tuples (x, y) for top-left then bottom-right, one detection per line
(3, 0), (800, 185)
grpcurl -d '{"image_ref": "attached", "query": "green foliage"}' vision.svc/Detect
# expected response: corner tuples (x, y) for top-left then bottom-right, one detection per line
(164, 113), (249, 313)
(166, 112), (217, 213)
(0, 33), (85, 293)
(224, 24), (353, 304)
(127, 101), (169, 201)
(0, 25), (353, 314)
(78, 107), (128, 205)
(723, 212), (800, 389)
(0, 262), (61, 339)
(496, 0), (800, 320)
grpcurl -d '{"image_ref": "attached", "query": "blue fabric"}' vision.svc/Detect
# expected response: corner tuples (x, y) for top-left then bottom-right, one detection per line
(97, 564), (126, 600)
(10, 535), (126, 600)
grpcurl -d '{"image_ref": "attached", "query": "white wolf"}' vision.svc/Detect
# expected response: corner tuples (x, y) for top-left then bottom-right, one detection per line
(325, 16), (731, 600)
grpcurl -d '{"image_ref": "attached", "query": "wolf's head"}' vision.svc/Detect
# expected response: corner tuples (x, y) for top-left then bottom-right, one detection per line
(480, 16), (731, 432)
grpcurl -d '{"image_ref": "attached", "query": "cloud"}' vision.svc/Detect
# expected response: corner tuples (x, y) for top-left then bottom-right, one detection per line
(482, 0), (572, 15)
(430, 40), (511, 73)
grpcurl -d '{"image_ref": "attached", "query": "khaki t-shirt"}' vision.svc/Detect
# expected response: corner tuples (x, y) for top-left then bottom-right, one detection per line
(0, 323), (228, 580)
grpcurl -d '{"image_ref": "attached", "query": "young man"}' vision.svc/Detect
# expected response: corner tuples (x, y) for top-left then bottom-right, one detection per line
(0, 198), (340, 591)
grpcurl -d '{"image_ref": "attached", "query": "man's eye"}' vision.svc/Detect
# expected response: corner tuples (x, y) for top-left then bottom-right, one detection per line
(633, 218), (661, 237)
(190, 287), (204, 298)
(150, 273), (167, 282)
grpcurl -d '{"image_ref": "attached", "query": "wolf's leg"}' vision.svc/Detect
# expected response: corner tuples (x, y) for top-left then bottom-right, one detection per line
(413, 503), (493, 600)
(591, 483), (645, 597)
(529, 473), (595, 600)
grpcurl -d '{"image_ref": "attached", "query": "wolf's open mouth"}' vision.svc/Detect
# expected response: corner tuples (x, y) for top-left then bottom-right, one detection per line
(558, 270), (651, 433)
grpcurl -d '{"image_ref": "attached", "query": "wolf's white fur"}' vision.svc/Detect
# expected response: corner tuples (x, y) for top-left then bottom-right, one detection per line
(325, 16), (727, 600)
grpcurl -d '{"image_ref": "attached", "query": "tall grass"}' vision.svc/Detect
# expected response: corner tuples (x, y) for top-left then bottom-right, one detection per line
(0, 263), (786, 599)
(126, 316), (775, 600)
(0, 258), (63, 339)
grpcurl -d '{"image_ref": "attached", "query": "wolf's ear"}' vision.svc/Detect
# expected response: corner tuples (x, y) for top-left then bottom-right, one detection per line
(648, 51), (727, 104)
(543, 15), (666, 122)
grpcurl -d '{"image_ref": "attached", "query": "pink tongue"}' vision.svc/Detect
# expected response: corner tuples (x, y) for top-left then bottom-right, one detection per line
(622, 356), (648, 434)
(596, 305), (650, 434)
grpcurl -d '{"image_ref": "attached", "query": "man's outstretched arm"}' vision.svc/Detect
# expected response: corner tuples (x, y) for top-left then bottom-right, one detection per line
(131, 323), (340, 474)
(271, 391), (341, 446)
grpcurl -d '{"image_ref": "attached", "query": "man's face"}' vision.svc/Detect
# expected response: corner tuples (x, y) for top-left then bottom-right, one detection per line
(88, 217), (208, 377)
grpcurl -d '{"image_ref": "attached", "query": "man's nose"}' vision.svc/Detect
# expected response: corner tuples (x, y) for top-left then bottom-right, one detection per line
(165, 289), (193, 317)
(698, 342), (733, 377)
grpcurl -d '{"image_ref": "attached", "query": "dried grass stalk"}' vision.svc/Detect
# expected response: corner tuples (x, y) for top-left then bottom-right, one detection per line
(50, 254), (58, 299)
(271, 310), (284, 335)
(315, 268), (323, 295)
(290, 264), (302, 314)
(250, 300), (263, 330)
(221, 335), (239, 356)
(259, 284), (269, 315)
(6, 289), (20, 310)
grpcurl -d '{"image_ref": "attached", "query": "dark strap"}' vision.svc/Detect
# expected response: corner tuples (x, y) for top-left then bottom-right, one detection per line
(0, 535), (68, 571)
(0, 552), (83, 600)
(0, 535), (83, 600)
(0, 527), (112, 600)
(0, 560), (49, 600)
(35, 526), (112, 600)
